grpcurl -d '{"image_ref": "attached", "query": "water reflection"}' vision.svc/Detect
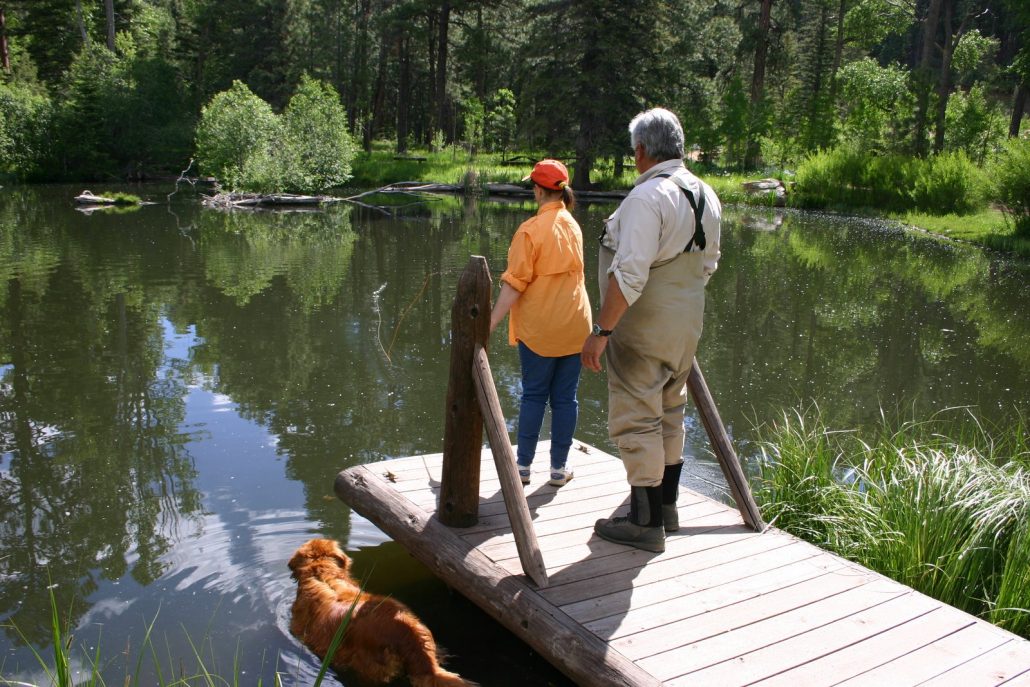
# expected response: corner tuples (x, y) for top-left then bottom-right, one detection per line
(0, 185), (1026, 684)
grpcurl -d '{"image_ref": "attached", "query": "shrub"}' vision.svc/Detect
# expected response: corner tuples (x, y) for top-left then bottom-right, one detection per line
(195, 80), (282, 191)
(282, 75), (354, 191)
(196, 77), (355, 193)
(793, 145), (987, 215)
(793, 146), (914, 211)
(912, 150), (985, 215)
(989, 136), (1030, 237)
(0, 82), (53, 178)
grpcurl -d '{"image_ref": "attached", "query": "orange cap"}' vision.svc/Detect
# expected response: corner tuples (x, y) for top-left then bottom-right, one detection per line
(522, 159), (570, 190)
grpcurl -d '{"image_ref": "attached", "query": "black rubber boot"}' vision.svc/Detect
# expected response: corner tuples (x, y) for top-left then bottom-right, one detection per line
(594, 486), (666, 553)
(661, 461), (684, 532)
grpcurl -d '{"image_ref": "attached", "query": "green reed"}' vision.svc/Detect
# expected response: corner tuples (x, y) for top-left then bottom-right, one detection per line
(1, 583), (357, 687)
(753, 406), (1030, 638)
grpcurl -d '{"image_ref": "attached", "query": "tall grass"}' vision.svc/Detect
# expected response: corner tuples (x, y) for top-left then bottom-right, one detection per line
(1, 583), (358, 687)
(753, 406), (1030, 638)
(792, 146), (986, 215)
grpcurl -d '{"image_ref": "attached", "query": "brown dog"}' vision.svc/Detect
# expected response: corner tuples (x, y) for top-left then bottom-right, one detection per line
(288, 538), (476, 687)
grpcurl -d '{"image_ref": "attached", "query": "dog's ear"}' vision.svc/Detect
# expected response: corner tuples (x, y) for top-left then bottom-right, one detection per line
(288, 550), (308, 574)
(332, 547), (352, 573)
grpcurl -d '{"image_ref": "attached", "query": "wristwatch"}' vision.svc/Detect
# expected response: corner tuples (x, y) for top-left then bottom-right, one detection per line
(592, 323), (613, 337)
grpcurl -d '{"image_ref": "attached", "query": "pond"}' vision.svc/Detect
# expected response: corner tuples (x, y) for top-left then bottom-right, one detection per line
(0, 184), (1027, 685)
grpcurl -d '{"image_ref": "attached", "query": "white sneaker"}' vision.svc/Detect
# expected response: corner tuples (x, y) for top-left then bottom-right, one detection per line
(517, 465), (531, 485)
(548, 467), (573, 487)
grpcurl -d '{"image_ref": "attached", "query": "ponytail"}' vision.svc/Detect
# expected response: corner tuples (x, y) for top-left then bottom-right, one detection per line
(560, 185), (576, 211)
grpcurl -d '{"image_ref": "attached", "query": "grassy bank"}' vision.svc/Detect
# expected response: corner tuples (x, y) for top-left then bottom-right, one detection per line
(348, 144), (1027, 256)
(895, 208), (1030, 255)
(752, 407), (1030, 638)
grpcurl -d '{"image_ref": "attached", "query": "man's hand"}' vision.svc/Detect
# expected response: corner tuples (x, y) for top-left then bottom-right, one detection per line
(581, 333), (608, 372)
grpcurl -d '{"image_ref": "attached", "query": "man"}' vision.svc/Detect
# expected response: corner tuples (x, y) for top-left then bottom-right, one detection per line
(581, 107), (722, 553)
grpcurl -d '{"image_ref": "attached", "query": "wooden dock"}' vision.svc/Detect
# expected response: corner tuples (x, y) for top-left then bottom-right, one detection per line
(335, 440), (1030, 687)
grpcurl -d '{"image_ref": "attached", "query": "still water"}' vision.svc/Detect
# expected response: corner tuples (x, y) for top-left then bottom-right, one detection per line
(0, 184), (1027, 685)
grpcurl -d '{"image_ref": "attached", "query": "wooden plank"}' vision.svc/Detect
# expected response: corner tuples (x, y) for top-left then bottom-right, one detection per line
(547, 523), (777, 589)
(560, 543), (818, 625)
(606, 559), (871, 655)
(834, 619), (1017, 686)
(659, 588), (935, 685)
(492, 510), (748, 574)
(917, 640), (1030, 686)
(473, 498), (733, 558)
(758, 606), (980, 686)
(543, 533), (795, 607)
(334, 464), (660, 687)
(687, 358), (764, 531)
(471, 344), (548, 587)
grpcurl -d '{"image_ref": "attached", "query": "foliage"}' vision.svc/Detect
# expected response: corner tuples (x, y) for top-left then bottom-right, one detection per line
(793, 145), (985, 215)
(988, 135), (1030, 236)
(753, 407), (1030, 637)
(945, 84), (1005, 163)
(2, 582), (353, 686)
(461, 96), (485, 156)
(911, 151), (986, 215)
(485, 88), (517, 155)
(837, 58), (913, 152)
(51, 42), (124, 177)
(281, 75), (355, 191)
(195, 80), (283, 191)
(0, 81), (53, 179)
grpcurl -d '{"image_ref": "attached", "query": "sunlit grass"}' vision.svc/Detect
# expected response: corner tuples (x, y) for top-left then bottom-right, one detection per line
(346, 142), (771, 199)
(0, 580), (359, 687)
(892, 208), (1030, 256)
(753, 405), (1030, 638)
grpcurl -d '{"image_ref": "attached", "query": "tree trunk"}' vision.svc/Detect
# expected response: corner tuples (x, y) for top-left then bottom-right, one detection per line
(830, 0), (848, 91)
(1011, 83), (1028, 137)
(367, 23), (389, 153)
(745, 0), (773, 169)
(105, 0), (115, 50)
(435, 2), (451, 143)
(0, 5), (10, 73)
(933, 0), (955, 153)
(934, 0), (974, 153)
(348, 0), (372, 134)
(913, 0), (944, 156)
(75, 0), (89, 45)
(397, 35), (411, 154)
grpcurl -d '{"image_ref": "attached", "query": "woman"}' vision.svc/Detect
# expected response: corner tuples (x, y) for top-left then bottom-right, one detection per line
(489, 159), (592, 486)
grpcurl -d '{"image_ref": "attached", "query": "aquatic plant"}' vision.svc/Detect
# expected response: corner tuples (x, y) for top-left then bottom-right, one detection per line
(753, 405), (1030, 638)
(0, 583), (356, 687)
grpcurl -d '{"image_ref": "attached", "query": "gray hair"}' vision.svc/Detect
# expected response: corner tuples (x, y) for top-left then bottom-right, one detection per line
(628, 108), (685, 161)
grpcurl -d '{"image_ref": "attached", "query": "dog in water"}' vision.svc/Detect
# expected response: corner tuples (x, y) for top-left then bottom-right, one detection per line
(288, 538), (476, 687)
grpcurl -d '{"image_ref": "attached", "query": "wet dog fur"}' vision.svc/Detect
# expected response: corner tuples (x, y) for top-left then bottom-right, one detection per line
(288, 538), (476, 687)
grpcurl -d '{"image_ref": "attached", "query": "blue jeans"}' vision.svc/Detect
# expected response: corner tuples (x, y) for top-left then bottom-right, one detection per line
(516, 341), (582, 471)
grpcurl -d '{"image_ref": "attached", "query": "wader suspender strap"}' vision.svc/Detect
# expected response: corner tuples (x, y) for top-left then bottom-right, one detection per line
(656, 172), (707, 251)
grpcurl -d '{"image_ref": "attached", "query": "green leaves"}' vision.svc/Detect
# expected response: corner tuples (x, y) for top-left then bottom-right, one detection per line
(195, 77), (354, 193)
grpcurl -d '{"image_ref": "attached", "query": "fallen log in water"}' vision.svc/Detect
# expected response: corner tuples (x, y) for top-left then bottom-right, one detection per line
(74, 191), (118, 205)
(201, 192), (343, 209)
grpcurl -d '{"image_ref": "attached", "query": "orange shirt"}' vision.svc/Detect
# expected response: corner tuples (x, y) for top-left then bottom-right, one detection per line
(500, 200), (592, 357)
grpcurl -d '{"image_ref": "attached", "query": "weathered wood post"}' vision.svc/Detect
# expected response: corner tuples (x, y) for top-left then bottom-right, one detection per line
(439, 256), (491, 526)
(472, 345), (548, 587)
(687, 358), (766, 532)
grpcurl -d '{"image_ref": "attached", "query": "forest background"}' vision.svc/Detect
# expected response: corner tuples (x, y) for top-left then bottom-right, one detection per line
(0, 0), (1027, 235)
